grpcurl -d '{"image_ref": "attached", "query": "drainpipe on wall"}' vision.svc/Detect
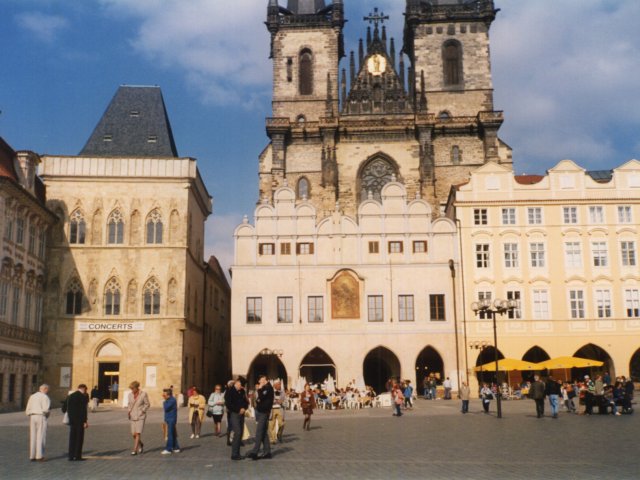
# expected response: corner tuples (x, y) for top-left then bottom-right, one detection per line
(455, 217), (469, 383)
(201, 262), (208, 391)
(449, 259), (461, 391)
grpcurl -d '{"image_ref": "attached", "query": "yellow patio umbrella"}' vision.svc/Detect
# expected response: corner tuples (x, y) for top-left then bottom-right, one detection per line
(474, 358), (538, 372)
(535, 356), (604, 370)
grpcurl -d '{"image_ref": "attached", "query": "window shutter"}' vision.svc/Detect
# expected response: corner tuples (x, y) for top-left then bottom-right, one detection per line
(309, 243), (314, 255)
(296, 243), (301, 255)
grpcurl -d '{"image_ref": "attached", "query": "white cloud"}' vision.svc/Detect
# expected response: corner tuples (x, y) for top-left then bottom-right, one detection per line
(15, 12), (69, 43)
(492, 0), (640, 169)
(99, 0), (272, 106)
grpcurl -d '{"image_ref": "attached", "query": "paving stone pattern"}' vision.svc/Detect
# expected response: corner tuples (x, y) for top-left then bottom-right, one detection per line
(1, 399), (638, 480)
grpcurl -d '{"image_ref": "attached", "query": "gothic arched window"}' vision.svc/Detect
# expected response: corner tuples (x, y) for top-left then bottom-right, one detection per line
(451, 145), (462, 164)
(69, 210), (86, 244)
(104, 278), (121, 315)
(65, 278), (83, 315)
(107, 209), (124, 244)
(299, 49), (314, 95)
(146, 209), (163, 244)
(297, 177), (310, 200)
(143, 277), (161, 315)
(360, 157), (397, 203)
(443, 40), (463, 86)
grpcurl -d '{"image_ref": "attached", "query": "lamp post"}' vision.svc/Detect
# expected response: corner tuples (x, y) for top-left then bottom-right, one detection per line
(470, 298), (517, 419)
(469, 340), (491, 387)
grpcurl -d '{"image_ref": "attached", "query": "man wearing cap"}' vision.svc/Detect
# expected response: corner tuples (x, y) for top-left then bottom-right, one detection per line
(63, 384), (89, 461)
(25, 384), (51, 461)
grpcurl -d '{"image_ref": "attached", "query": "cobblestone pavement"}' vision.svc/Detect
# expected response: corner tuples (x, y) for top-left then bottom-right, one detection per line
(1, 398), (638, 480)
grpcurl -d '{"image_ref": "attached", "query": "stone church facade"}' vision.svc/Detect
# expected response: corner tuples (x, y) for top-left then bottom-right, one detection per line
(40, 86), (229, 405)
(232, 0), (509, 392)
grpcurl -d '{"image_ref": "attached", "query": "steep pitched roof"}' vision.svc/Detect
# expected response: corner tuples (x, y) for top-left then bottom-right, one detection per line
(80, 85), (178, 158)
(0, 137), (19, 181)
(287, 0), (325, 14)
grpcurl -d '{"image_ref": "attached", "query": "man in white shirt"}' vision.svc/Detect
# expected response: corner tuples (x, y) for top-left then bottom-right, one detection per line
(25, 384), (51, 461)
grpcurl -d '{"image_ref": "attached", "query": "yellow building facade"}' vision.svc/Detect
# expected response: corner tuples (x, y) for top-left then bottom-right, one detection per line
(448, 160), (640, 391)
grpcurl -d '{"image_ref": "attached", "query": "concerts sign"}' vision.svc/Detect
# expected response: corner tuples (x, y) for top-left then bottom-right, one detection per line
(77, 322), (144, 332)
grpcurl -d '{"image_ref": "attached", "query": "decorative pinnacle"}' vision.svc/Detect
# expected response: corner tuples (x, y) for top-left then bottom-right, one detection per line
(364, 7), (389, 28)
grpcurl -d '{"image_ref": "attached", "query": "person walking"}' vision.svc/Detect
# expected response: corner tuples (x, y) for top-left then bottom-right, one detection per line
(111, 381), (119, 403)
(403, 381), (414, 409)
(223, 380), (235, 446)
(127, 381), (150, 455)
(443, 377), (452, 400)
(545, 377), (561, 419)
(392, 383), (404, 417)
(225, 377), (249, 461)
(247, 375), (274, 460)
(25, 384), (51, 461)
(480, 383), (493, 413)
(207, 385), (226, 437)
(459, 381), (470, 414)
(63, 384), (89, 461)
(300, 383), (316, 430)
(269, 380), (286, 444)
(161, 388), (180, 455)
(90, 386), (100, 412)
(188, 387), (206, 439)
(530, 375), (546, 418)
(562, 382), (576, 413)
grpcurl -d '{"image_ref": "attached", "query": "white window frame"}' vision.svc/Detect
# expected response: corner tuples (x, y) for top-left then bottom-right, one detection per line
(503, 243), (519, 269)
(594, 289), (612, 319)
(475, 244), (490, 268)
(530, 242), (546, 268)
(398, 295), (415, 322)
(624, 289), (640, 318)
(592, 241), (608, 267)
(473, 208), (488, 226)
(569, 289), (585, 319)
(506, 290), (522, 319)
(532, 289), (549, 320)
(589, 206), (605, 224)
(563, 206), (578, 224)
(527, 207), (542, 225)
(621, 241), (636, 267)
(501, 208), (516, 225)
(617, 205), (632, 224)
(565, 242), (582, 269)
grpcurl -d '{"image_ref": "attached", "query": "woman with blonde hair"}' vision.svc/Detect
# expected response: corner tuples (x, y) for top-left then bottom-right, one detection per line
(188, 387), (206, 438)
(127, 381), (150, 455)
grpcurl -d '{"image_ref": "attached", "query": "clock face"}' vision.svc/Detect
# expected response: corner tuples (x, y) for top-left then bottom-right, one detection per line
(367, 54), (387, 76)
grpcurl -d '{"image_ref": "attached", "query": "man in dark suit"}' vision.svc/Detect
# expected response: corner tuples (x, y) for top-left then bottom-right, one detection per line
(224, 377), (249, 461)
(63, 384), (89, 461)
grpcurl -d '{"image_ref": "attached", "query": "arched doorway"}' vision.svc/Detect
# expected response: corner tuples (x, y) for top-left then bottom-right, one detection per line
(247, 351), (288, 388)
(630, 348), (640, 382)
(363, 346), (400, 395)
(475, 346), (505, 385)
(96, 341), (122, 403)
(415, 346), (444, 388)
(299, 347), (336, 386)
(521, 346), (550, 382)
(573, 343), (614, 380)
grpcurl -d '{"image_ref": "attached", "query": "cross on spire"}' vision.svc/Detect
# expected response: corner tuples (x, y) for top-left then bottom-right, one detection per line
(363, 7), (389, 28)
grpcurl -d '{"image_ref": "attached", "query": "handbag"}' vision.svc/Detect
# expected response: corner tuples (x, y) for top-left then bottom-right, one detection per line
(63, 412), (70, 425)
(206, 409), (213, 418)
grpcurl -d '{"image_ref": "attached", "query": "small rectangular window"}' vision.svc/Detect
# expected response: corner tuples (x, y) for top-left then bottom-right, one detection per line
(147, 135), (158, 143)
(527, 207), (542, 225)
(565, 242), (582, 268)
(569, 290), (585, 319)
(618, 205), (632, 224)
(103, 135), (113, 142)
(506, 291), (521, 319)
(533, 289), (549, 320)
(429, 294), (445, 321)
(530, 242), (546, 268)
(388, 241), (403, 254)
(589, 206), (605, 224)
(280, 243), (291, 255)
(413, 241), (427, 253)
(624, 289), (640, 318)
(246, 297), (262, 324)
(296, 242), (314, 255)
(621, 241), (636, 267)
(563, 206), (578, 224)
(129, 110), (140, 117)
(399, 295), (414, 322)
(308, 296), (323, 323)
(503, 243), (519, 268)
(277, 296), (293, 324)
(16, 218), (25, 245)
(475, 244), (490, 268)
(595, 289), (612, 318)
(592, 241), (608, 267)
(477, 291), (492, 320)
(473, 208), (488, 225)
(368, 295), (384, 322)
(501, 208), (516, 225)
(259, 243), (275, 255)
(368, 241), (379, 254)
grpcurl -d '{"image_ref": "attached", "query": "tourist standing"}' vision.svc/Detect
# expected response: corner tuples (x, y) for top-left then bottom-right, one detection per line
(403, 381), (414, 409)
(530, 375), (546, 418)
(443, 377), (452, 400)
(161, 388), (180, 455)
(25, 384), (50, 461)
(562, 382), (576, 413)
(225, 378), (249, 461)
(63, 384), (89, 461)
(459, 381), (470, 414)
(247, 375), (274, 460)
(127, 381), (150, 455)
(188, 387), (206, 439)
(301, 383), (316, 430)
(545, 377), (561, 419)
(207, 385), (226, 437)
(480, 383), (493, 413)
(392, 384), (404, 417)
(583, 375), (595, 415)
(269, 380), (286, 444)
(111, 381), (119, 402)
(90, 386), (100, 412)
(429, 376), (437, 400)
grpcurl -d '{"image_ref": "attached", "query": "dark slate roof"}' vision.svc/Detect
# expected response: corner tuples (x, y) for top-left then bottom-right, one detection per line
(287, 0), (325, 14)
(80, 86), (178, 158)
(586, 170), (613, 183)
(0, 137), (19, 182)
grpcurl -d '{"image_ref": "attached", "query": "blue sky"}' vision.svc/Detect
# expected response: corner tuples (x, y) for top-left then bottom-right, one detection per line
(1, 0), (639, 271)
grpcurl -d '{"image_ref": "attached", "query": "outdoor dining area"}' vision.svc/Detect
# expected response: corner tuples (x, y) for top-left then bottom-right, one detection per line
(474, 355), (605, 399)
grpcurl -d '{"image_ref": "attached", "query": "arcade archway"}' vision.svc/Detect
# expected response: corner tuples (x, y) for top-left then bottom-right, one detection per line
(363, 346), (400, 395)
(630, 348), (640, 382)
(415, 346), (444, 388)
(299, 347), (336, 386)
(573, 343), (614, 380)
(521, 346), (550, 382)
(247, 351), (288, 388)
(475, 346), (505, 385)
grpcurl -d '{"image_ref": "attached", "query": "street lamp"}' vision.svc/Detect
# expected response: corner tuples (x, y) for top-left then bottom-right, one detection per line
(471, 298), (517, 419)
(469, 340), (492, 387)
(260, 348), (284, 358)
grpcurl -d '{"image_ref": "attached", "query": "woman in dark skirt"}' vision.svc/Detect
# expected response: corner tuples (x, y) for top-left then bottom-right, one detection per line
(300, 383), (316, 431)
